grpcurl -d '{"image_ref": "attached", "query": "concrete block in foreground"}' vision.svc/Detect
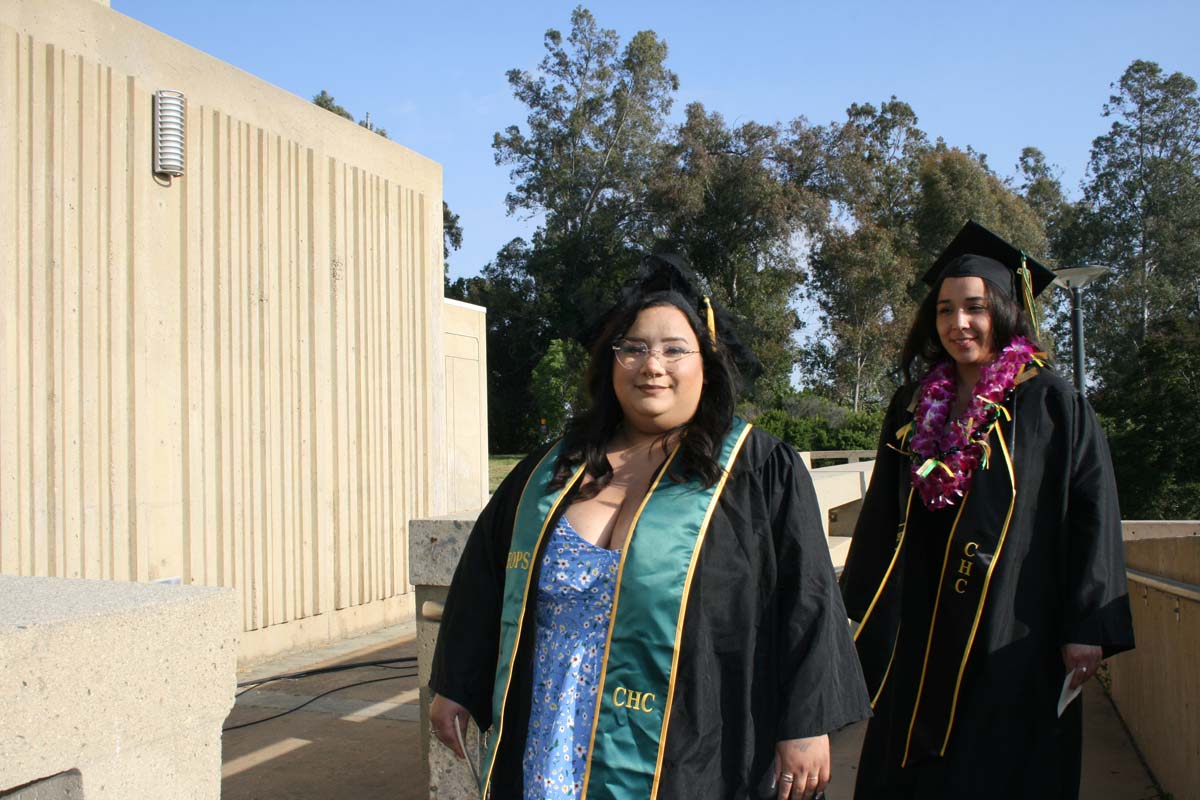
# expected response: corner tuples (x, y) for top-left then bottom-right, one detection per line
(0, 576), (239, 799)
(410, 512), (486, 799)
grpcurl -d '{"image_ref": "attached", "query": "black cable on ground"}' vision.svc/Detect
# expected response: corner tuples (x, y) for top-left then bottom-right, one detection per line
(236, 656), (418, 690)
(224, 672), (419, 733)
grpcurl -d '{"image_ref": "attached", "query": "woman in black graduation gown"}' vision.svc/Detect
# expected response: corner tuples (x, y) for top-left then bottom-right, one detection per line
(840, 221), (1135, 799)
(430, 255), (870, 800)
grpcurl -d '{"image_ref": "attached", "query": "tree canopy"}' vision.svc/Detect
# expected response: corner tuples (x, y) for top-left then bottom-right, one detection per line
(1067, 60), (1200, 385)
(452, 10), (1198, 517)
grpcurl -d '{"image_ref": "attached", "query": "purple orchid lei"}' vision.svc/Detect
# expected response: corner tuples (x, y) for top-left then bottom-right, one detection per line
(906, 336), (1038, 510)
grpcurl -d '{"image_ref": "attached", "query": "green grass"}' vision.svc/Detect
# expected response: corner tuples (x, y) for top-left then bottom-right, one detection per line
(489, 454), (526, 493)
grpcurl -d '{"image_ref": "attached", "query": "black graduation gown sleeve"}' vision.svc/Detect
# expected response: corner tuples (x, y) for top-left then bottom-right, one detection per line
(839, 386), (913, 622)
(428, 444), (554, 729)
(1058, 390), (1135, 656)
(766, 440), (874, 739)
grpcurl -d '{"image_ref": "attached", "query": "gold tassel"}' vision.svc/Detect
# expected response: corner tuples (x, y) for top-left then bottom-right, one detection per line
(703, 296), (718, 349)
(1017, 252), (1040, 339)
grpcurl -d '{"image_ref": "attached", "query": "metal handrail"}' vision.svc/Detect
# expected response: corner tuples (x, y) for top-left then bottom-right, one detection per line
(1127, 568), (1200, 603)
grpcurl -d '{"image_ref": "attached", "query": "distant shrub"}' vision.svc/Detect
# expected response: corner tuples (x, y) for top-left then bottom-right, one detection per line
(752, 407), (883, 453)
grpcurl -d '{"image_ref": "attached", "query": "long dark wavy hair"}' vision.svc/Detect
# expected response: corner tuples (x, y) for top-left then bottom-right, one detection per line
(900, 277), (1045, 385)
(548, 291), (740, 499)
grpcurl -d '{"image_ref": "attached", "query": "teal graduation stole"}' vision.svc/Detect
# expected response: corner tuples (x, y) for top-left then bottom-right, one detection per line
(480, 419), (753, 799)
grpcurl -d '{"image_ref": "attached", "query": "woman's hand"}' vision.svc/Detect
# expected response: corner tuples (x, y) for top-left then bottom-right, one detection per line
(774, 735), (830, 799)
(430, 693), (471, 759)
(1062, 643), (1103, 690)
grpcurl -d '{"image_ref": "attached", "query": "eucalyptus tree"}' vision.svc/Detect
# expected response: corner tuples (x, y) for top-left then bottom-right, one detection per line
(1072, 59), (1200, 384)
(648, 103), (826, 403)
(803, 99), (929, 406)
(492, 6), (679, 338)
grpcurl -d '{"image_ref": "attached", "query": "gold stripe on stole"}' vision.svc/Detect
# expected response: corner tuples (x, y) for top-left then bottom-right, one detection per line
(871, 623), (901, 709)
(854, 488), (915, 642)
(900, 411), (1018, 766)
(940, 417), (1018, 754)
(491, 448), (568, 669)
(579, 446), (681, 800)
(481, 454), (586, 797)
(649, 423), (754, 800)
(901, 495), (970, 767)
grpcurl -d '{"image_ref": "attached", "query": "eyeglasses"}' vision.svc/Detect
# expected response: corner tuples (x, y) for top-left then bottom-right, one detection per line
(612, 341), (700, 370)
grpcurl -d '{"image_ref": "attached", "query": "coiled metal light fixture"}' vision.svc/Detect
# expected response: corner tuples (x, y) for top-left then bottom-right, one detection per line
(153, 90), (186, 177)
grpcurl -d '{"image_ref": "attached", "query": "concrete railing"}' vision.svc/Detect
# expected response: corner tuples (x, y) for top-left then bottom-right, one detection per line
(803, 452), (876, 569)
(1107, 521), (1200, 799)
(0, 576), (239, 798)
(797, 449), (876, 467)
(1120, 520), (1199, 541)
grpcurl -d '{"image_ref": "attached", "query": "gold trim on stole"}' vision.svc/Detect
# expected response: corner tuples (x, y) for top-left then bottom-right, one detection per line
(649, 423), (754, 799)
(481, 454), (586, 797)
(901, 497), (969, 766)
(853, 488), (915, 643)
(578, 446), (682, 799)
(871, 623), (901, 709)
(900, 412), (1018, 766)
(940, 419), (1018, 753)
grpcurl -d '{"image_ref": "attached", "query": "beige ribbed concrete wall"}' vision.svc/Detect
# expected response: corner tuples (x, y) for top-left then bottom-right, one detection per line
(442, 299), (488, 513)
(0, 0), (447, 661)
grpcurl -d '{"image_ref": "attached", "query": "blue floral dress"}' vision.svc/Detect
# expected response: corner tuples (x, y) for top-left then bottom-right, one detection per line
(521, 516), (620, 799)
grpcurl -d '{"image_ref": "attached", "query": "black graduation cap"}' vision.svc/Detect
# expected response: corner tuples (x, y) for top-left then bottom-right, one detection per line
(921, 220), (1057, 308)
(626, 253), (712, 308)
(582, 253), (762, 383)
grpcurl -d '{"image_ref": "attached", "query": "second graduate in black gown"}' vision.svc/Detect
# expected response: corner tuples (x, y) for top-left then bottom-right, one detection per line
(840, 221), (1135, 799)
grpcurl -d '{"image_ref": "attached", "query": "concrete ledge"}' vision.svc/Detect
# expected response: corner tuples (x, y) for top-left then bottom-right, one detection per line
(409, 512), (481, 587)
(0, 576), (239, 798)
(409, 514), (486, 800)
(813, 460), (875, 496)
(1121, 520), (1199, 541)
(809, 471), (866, 536)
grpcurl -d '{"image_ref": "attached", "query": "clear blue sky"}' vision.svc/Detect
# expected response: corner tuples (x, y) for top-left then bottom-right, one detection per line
(114, 0), (1200, 281)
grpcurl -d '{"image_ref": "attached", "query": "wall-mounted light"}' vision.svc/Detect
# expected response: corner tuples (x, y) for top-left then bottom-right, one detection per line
(153, 90), (186, 177)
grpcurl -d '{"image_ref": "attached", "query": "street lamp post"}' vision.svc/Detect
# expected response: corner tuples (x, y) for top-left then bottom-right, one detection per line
(1052, 265), (1110, 395)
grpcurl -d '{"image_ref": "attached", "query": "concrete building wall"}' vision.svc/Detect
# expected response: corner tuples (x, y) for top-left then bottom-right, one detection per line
(0, 0), (449, 662)
(442, 299), (488, 513)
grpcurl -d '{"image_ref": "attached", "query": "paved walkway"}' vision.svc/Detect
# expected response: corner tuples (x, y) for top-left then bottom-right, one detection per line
(223, 625), (425, 800)
(222, 626), (1161, 799)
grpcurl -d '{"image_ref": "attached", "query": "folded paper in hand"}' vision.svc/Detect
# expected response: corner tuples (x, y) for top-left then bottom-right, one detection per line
(1057, 670), (1083, 718)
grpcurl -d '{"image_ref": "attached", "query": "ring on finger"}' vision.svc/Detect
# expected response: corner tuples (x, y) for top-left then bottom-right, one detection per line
(780, 773), (794, 784)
